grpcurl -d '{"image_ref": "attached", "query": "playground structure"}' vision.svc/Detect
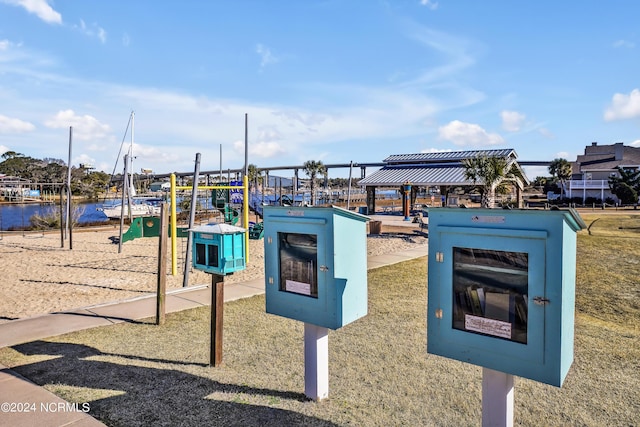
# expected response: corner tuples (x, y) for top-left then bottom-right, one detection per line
(119, 173), (270, 286)
(169, 173), (250, 276)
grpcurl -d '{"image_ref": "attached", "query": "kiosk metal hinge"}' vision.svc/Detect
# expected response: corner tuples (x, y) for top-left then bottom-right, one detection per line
(435, 252), (444, 262)
(267, 236), (272, 244)
(268, 277), (274, 285)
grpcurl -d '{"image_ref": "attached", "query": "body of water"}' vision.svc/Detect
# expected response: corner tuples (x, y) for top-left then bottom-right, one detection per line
(0, 202), (110, 230)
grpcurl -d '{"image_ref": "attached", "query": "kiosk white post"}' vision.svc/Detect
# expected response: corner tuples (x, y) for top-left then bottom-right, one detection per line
(304, 323), (329, 401)
(482, 368), (514, 427)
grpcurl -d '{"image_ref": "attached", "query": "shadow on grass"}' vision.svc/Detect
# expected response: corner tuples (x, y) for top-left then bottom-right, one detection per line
(11, 340), (337, 427)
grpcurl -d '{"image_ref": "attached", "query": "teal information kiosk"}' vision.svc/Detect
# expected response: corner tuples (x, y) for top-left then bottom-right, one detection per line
(427, 208), (586, 425)
(263, 206), (369, 329)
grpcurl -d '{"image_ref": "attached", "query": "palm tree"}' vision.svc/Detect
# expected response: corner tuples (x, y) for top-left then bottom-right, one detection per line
(462, 155), (520, 208)
(303, 160), (326, 205)
(548, 158), (572, 199)
(247, 164), (261, 189)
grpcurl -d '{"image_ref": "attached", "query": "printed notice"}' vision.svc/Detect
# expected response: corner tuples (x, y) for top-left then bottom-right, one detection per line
(285, 279), (312, 296)
(465, 314), (512, 339)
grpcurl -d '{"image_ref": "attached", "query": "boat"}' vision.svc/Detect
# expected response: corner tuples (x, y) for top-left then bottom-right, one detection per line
(97, 111), (165, 220)
(97, 197), (164, 219)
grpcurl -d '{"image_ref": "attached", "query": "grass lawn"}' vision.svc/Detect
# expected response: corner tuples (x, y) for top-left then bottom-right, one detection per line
(0, 212), (638, 426)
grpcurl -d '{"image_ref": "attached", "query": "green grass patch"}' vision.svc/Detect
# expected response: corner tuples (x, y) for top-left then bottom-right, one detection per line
(0, 213), (638, 426)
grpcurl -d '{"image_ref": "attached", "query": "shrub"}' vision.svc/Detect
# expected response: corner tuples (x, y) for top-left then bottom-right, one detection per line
(29, 206), (85, 230)
(584, 197), (602, 205)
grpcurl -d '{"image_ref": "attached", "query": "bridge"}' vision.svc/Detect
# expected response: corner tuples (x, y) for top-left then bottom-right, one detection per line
(147, 160), (552, 183)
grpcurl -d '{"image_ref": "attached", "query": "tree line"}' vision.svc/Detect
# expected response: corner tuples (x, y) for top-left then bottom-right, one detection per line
(0, 151), (111, 199)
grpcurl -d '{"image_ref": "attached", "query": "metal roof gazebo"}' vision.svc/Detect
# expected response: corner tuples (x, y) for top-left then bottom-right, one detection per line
(357, 148), (529, 214)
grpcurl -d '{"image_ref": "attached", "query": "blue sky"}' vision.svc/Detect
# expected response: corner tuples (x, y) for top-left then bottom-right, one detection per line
(0, 0), (639, 179)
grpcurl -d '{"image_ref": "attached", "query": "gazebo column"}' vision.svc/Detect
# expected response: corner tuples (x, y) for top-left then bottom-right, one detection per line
(440, 186), (449, 207)
(366, 186), (376, 215)
(516, 185), (523, 208)
(401, 182), (412, 221)
(411, 186), (418, 207)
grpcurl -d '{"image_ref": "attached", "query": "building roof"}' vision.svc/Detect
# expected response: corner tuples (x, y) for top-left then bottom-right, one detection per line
(575, 143), (640, 172)
(359, 148), (528, 187)
(358, 164), (468, 186)
(383, 148), (516, 164)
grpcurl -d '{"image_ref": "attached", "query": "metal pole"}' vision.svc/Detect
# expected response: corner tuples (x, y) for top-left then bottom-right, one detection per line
(243, 175), (249, 263)
(130, 111), (135, 197)
(182, 153), (201, 287)
(244, 114), (248, 178)
(68, 188), (73, 250)
(118, 154), (128, 254)
(347, 161), (353, 210)
(65, 126), (73, 239)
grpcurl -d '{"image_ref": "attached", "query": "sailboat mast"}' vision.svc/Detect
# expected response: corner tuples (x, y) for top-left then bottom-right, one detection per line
(129, 111), (136, 197)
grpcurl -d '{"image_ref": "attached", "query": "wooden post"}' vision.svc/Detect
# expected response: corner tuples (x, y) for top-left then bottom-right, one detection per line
(156, 203), (169, 325)
(482, 367), (514, 427)
(210, 273), (224, 367)
(304, 323), (329, 401)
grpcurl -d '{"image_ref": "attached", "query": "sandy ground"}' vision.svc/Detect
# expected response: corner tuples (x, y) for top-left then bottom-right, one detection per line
(0, 224), (427, 323)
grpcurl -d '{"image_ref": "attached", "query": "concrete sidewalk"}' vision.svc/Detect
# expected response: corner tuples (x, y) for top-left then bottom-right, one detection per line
(0, 244), (428, 427)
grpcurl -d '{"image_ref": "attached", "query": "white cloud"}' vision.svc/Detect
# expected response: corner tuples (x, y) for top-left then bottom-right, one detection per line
(0, 144), (10, 154)
(421, 147), (452, 153)
(522, 165), (549, 180)
(234, 139), (285, 159)
(0, 39), (10, 50)
(604, 88), (640, 121)
(73, 153), (96, 168)
(501, 110), (526, 132)
(44, 110), (111, 141)
(256, 44), (278, 70)
(74, 19), (107, 43)
(631, 140), (640, 147)
(1, 0), (62, 24)
(97, 27), (107, 44)
(128, 142), (174, 164)
(122, 33), (131, 47)
(0, 114), (35, 133)
(613, 39), (635, 49)
(420, 0), (439, 10)
(438, 120), (504, 146)
(538, 127), (555, 139)
(556, 151), (570, 159)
